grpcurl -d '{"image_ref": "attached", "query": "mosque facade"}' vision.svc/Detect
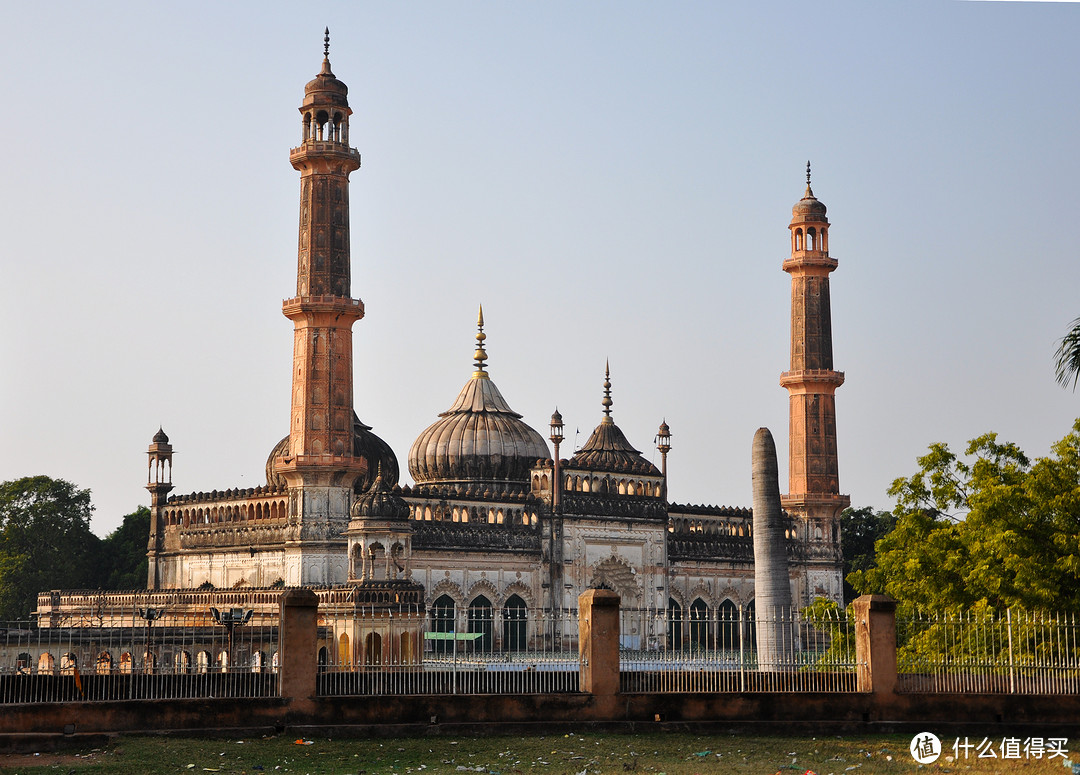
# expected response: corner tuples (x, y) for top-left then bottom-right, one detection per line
(134, 39), (849, 640)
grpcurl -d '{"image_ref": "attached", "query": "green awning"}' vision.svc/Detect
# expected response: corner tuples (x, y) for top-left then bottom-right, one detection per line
(423, 632), (484, 641)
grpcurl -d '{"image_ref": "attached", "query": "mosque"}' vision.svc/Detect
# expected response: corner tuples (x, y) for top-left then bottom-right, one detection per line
(58, 37), (850, 643)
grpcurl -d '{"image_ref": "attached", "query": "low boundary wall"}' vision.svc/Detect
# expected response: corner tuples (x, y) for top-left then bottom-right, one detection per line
(3, 592), (1079, 749)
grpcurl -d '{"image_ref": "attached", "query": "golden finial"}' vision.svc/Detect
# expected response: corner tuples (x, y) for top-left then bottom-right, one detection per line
(473, 304), (489, 377)
(601, 360), (613, 421)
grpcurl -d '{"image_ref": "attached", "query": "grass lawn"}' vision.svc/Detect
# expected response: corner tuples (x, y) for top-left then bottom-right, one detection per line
(0, 731), (1072, 775)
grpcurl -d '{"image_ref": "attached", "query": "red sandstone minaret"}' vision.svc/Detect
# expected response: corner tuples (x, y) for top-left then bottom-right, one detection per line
(274, 31), (367, 575)
(780, 164), (849, 604)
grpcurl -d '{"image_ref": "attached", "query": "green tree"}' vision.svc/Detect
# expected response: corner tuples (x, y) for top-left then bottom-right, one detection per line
(849, 420), (1080, 612)
(0, 476), (104, 620)
(839, 506), (896, 603)
(99, 506), (150, 590)
(1055, 317), (1080, 391)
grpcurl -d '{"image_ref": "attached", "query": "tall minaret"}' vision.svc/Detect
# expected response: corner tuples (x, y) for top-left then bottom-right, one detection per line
(779, 163), (849, 605)
(274, 31), (367, 584)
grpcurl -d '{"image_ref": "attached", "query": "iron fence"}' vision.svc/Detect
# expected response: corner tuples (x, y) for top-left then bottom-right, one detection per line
(619, 605), (859, 693)
(0, 615), (279, 703)
(898, 609), (1080, 694)
(316, 605), (581, 696)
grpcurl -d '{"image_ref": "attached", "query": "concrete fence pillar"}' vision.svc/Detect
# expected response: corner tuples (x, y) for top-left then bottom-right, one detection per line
(578, 588), (620, 696)
(279, 588), (319, 703)
(853, 594), (897, 695)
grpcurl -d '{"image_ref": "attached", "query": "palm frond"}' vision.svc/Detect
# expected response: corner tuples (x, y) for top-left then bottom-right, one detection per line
(1054, 317), (1080, 391)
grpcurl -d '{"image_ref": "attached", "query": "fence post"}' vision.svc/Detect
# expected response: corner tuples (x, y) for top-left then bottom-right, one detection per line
(279, 588), (319, 703)
(578, 589), (620, 697)
(853, 594), (897, 695)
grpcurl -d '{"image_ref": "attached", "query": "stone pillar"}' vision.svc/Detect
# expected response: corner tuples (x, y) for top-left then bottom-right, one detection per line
(853, 594), (897, 695)
(578, 589), (620, 697)
(752, 427), (794, 671)
(279, 588), (320, 703)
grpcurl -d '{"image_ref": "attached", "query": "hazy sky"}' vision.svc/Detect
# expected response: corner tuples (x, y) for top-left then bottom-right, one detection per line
(1, 1), (1078, 536)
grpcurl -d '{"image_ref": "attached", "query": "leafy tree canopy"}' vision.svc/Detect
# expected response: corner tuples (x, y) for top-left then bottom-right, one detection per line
(100, 507), (150, 590)
(849, 419), (1080, 612)
(839, 506), (896, 604)
(0, 476), (103, 620)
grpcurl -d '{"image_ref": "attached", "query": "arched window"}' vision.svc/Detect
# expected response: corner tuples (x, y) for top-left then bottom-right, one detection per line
(502, 595), (527, 651)
(119, 652), (133, 675)
(745, 600), (757, 649)
(174, 651), (191, 674)
(338, 633), (351, 666)
(689, 599), (709, 649)
(364, 633), (383, 666)
(317, 647), (328, 673)
(38, 652), (55, 675)
(196, 651), (210, 674)
(60, 653), (77, 675)
(430, 595), (456, 654)
(16, 652), (31, 674)
(667, 599), (683, 651)
(467, 596), (494, 652)
(717, 600), (740, 651)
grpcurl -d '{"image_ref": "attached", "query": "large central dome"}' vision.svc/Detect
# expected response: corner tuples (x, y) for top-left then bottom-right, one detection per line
(408, 308), (549, 489)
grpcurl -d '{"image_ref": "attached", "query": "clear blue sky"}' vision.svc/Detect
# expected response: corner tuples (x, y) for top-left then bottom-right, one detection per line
(1, 1), (1077, 535)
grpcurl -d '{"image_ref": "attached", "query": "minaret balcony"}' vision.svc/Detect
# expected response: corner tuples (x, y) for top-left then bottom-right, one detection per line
(783, 253), (838, 273)
(289, 142), (361, 165)
(779, 369), (845, 390)
(282, 295), (365, 319)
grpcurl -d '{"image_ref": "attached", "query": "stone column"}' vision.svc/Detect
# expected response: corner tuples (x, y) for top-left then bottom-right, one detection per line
(853, 594), (897, 695)
(279, 588), (319, 703)
(578, 589), (620, 697)
(752, 427), (794, 671)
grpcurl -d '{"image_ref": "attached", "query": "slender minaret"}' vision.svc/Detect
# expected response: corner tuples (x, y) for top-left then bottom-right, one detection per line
(145, 428), (174, 590)
(274, 31), (367, 584)
(780, 163), (849, 605)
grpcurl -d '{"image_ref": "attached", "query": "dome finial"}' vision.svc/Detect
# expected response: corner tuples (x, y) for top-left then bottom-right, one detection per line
(601, 360), (613, 421)
(473, 304), (489, 377)
(805, 160), (814, 197)
(324, 27), (331, 59)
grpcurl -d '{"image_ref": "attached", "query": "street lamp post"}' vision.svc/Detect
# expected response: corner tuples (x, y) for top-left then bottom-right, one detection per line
(137, 607), (164, 675)
(211, 607), (253, 672)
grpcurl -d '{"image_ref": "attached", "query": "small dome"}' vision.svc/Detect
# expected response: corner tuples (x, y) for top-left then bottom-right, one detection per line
(792, 163), (827, 221)
(303, 58), (349, 109)
(792, 190), (827, 220)
(351, 473), (410, 521)
(265, 414), (399, 490)
(152, 427), (170, 444)
(567, 363), (660, 476)
(569, 419), (661, 476)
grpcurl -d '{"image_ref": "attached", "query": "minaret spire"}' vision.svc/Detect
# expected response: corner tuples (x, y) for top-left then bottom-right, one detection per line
(324, 27), (330, 59)
(473, 304), (489, 377)
(805, 160), (813, 196)
(601, 360), (613, 422)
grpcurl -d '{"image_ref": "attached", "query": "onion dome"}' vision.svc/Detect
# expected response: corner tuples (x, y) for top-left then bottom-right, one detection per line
(265, 412), (399, 491)
(152, 427), (169, 444)
(408, 307), (550, 488)
(351, 470), (410, 521)
(302, 29), (349, 108)
(792, 161), (827, 220)
(568, 362), (661, 476)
